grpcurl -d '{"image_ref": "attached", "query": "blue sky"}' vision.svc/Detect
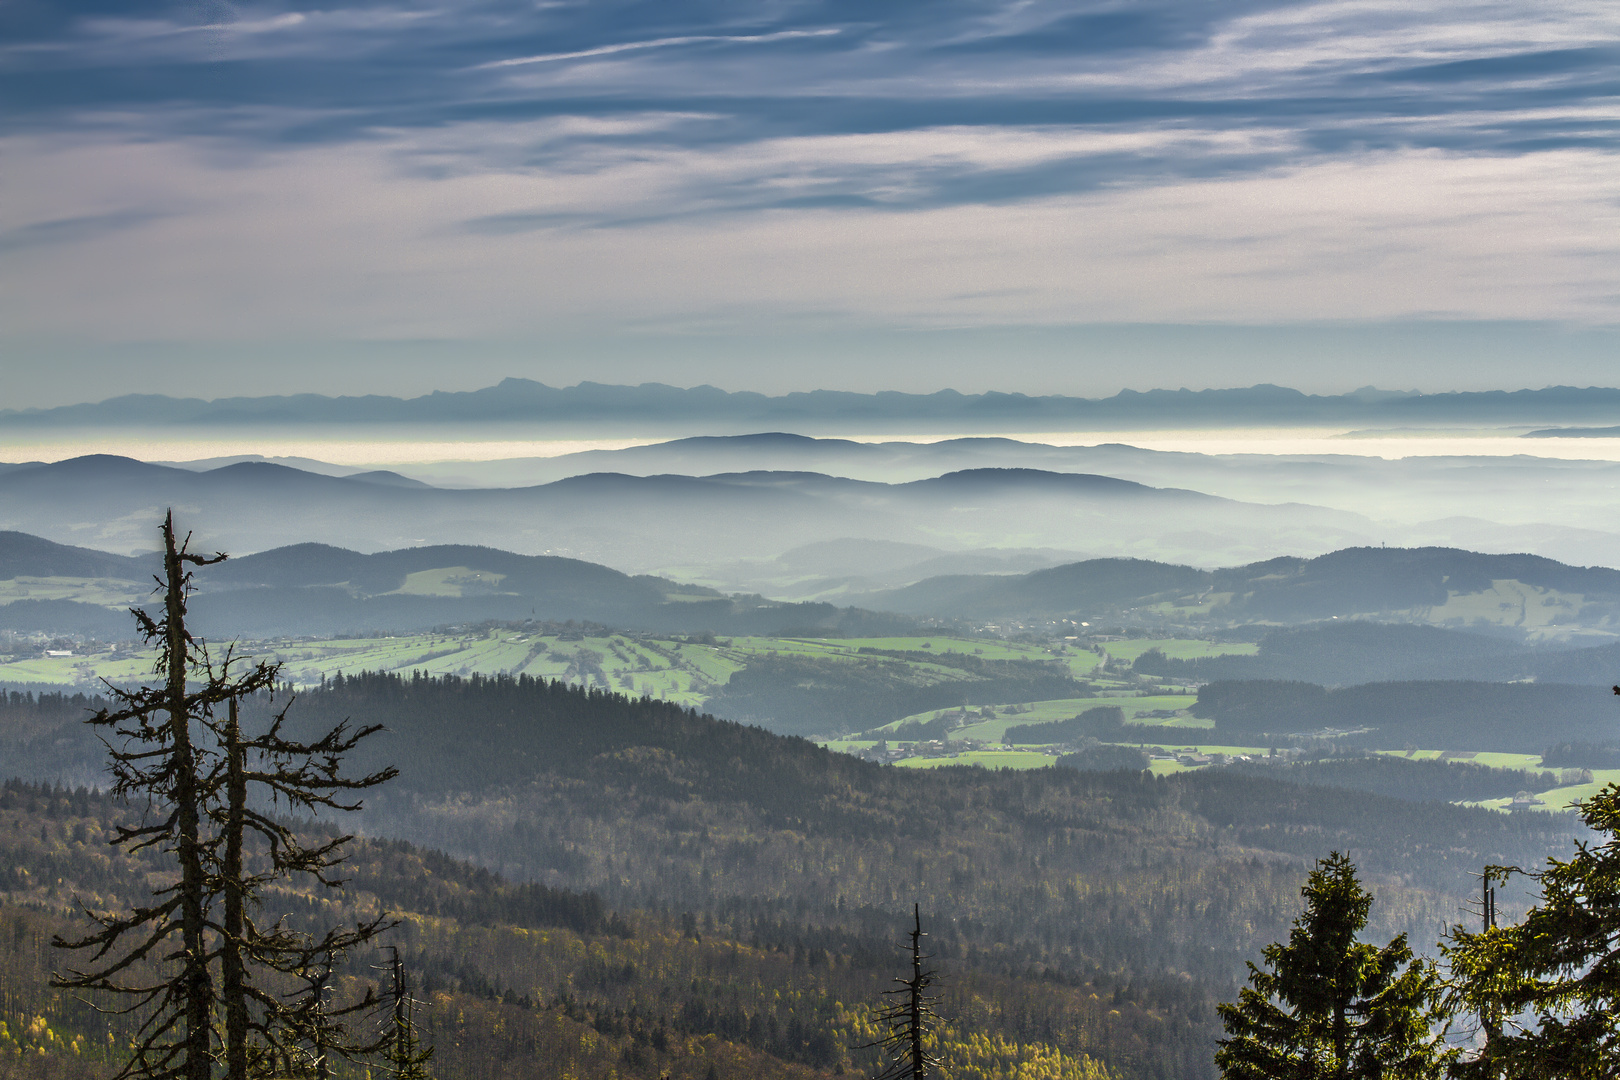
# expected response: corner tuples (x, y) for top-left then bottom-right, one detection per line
(2, 0), (1617, 404)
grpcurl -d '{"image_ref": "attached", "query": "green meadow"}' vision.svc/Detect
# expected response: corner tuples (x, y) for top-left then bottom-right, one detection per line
(8, 624), (1613, 814)
(894, 749), (1058, 771)
(0, 629), (1088, 712)
(0, 575), (150, 607)
(0, 628), (747, 707)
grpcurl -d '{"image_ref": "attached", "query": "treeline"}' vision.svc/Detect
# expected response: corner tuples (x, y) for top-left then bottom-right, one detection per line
(1132, 620), (1620, 689)
(250, 673), (1576, 993)
(1541, 740), (1620, 768)
(0, 689), (113, 787)
(1192, 679), (1615, 752)
(1003, 706), (1126, 744)
(1130, 622), (1520, 686)
(701, 653), (1087, 737)
(0, 779), (1178, 1080)
(1056, 745), (1149, 772)
(0, 688), (111, 736)
(1224, 755), (1571, 804)
(0, 675), (1586, 1080)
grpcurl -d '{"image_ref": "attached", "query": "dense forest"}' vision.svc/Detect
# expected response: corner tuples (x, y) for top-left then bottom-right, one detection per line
(0, 675), (1586, 1079)
(1132, 621), (1620, 688)
(1003, 706), (1126, 745)
(0, 779), (1162, 1080)
(1192, 678), (1616, 752)
(1224, 754), (1575, 804)
(705, 652), (1086, 737)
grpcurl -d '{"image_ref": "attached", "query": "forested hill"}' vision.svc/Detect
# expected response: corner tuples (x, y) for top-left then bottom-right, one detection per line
(0, 779), (1148, 1080)
(0, 529), (917, 638)
(1, 675), (1571, 948)
(247, 676), (1571, 973)
(0, 676), (1581, 1080)
(1193, 679), (1616, 752)
(0, 530), (153, 580)
(1131, 621), (1620, 688)
(872, 545), (1620, 625)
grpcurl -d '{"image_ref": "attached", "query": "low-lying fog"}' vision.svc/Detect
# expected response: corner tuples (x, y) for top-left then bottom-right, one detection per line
(7, 424), (1620, 592)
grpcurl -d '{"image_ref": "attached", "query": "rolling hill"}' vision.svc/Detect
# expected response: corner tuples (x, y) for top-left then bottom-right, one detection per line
(0, 455), (1376, 577)
(0, 530), (906, 639)
(872, 546), (1620, 639)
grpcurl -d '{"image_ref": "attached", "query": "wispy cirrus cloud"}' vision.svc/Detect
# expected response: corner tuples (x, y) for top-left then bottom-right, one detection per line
(0, 208), (170, 253)
(2, 0), (1617, 399)
(477, 27), (842, 69)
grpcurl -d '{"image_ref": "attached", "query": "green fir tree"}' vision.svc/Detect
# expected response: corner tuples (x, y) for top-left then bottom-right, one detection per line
(1446, 779), (1620, 1078)
(1217, 852), (1450, 1080)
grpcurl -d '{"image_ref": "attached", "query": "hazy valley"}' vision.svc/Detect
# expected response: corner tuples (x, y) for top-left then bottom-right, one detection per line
(9, 389), (1620, 1080)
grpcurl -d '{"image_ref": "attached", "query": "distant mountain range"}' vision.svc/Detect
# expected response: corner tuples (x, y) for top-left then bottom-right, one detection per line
(0, 454), (1375, 576)
(10, 380), (1620, 434)
(163, 432), (1620, 573)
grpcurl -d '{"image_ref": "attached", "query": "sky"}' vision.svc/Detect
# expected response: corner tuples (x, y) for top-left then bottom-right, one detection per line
(3, 0), (1618, 405)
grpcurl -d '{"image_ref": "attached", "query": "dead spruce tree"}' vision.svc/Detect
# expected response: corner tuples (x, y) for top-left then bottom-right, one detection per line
(52, 513), (252, 1080)
(379, 946), (435, 1080)
(863, 905), (943, 1080)
(210, 688), (397, 1079)
(52, 511), (400, 1080)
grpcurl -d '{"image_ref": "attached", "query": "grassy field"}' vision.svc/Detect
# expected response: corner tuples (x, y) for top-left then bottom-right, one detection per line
(1412, 580), (1609, 643)
(0, 630), (1084, 712)
(0, 629), (750, 707)
(388, 566), (509, 597)
(1379, 750), (1550, 771)
(0, 575), (149, 607)
(724, 636), (987, 679)
(874, 692), (1202, 743)
(12, 622), (1618, 812)
(0, 649), (154, 686)
(895, 742), (1272, 776)
(820, 730), (1620, 806)
(791, 635), (1103, 676)
(894, 749), (1057, 771)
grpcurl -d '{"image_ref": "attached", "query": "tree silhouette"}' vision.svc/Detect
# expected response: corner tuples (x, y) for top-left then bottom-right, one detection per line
(210, 688), (397, 1079)
(1446, 777), (1620, 1078)
(1216, 852), (1450, 1080)
(51, 512), (405, 1080)
(862, 905), (942, 1080)
(52, 514), (258, 1080)
(381, 946), (435, 1080)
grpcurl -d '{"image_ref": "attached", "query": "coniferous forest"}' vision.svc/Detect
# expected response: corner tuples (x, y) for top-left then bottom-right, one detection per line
(0, 664), (1593, 1080)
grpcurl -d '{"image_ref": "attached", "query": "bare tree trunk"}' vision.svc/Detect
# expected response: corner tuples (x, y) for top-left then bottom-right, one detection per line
(162, 512), (214, 1080)
(312, 970), (331, 1080)
(222, 696), (248, 1080)
(862, 903), (939, 1080)
(908, 905), (925, 1080)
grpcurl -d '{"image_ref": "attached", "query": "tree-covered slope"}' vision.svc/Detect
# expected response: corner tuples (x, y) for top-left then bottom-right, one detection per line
(0, 674), (1587, 1080)
(870, 546), (1620, 633)
(1193, 679), (1615, 752)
